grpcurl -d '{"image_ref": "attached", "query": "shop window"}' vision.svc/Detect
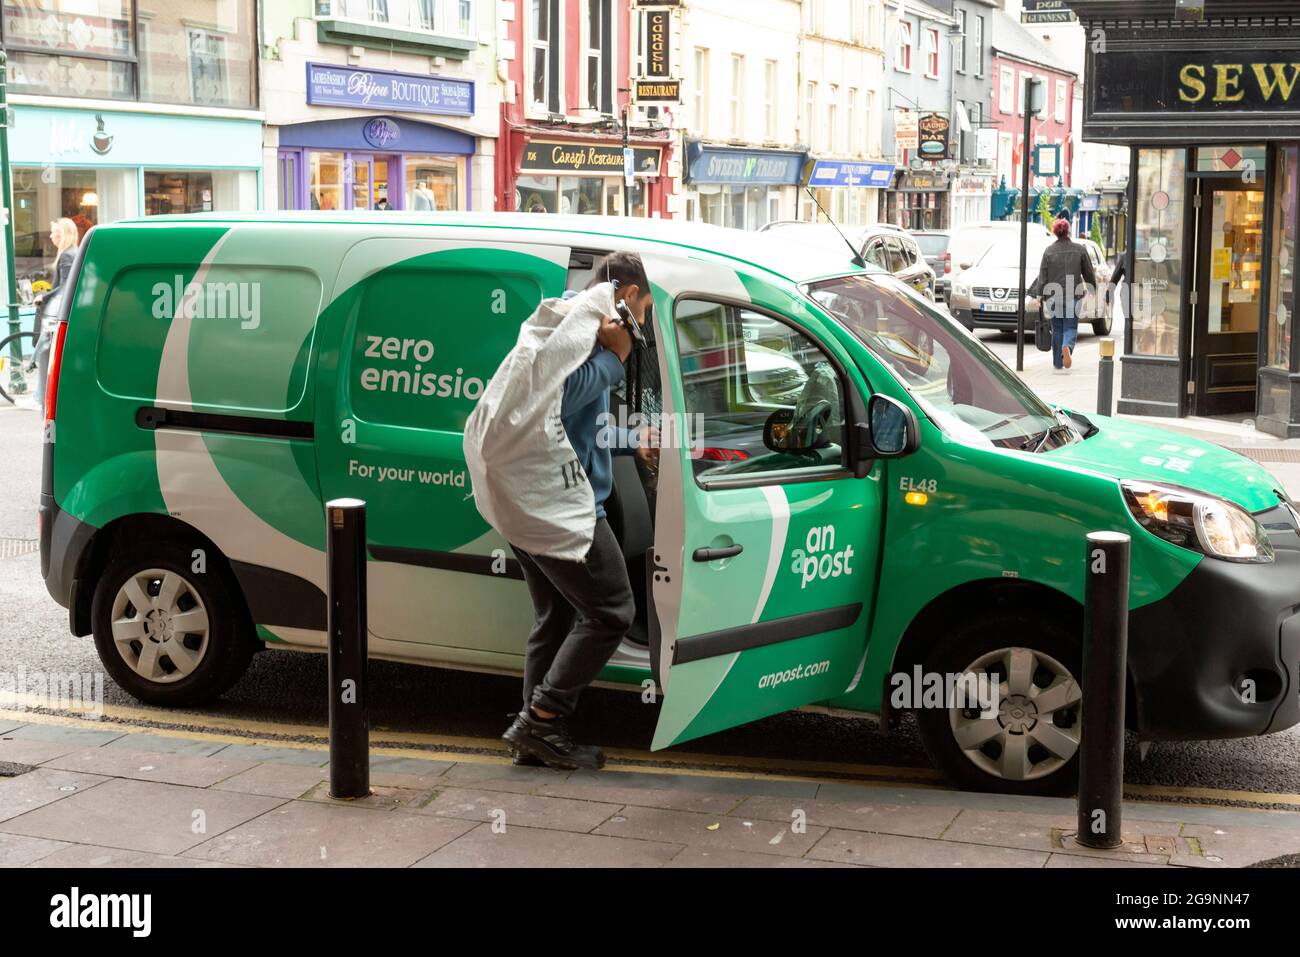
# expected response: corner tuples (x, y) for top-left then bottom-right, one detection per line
(514, 175), (623, 215)
(11, 166), (136, 285)
(407, 155), (463, 211)
(1197, 146), (1268, 176)
(143, 170), (255, 216)
(310, 152), (345, 210)
(1131, 148), (1187, 358)
(673, 299), (846, 483)
(1267, 147), (1298, 371)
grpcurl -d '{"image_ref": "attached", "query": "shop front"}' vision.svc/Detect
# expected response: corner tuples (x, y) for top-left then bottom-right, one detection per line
(682, 142), (807, 230)
(277, 115), (475, 212)
(509, 138), (665, 216)
(950, 172), (995, 227)
(803, 159), (896, 226)
(1069, 0), (1300, 434)
(885, 169), (952, 231)
(275, 64), (479, 212)
(7, 105), (261, 291)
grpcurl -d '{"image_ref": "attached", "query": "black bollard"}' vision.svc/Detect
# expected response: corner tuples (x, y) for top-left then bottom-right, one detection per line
(327, 498), (369, 799)
(1096, 337), (1115, 416)
(1076, 531), (1130, 849)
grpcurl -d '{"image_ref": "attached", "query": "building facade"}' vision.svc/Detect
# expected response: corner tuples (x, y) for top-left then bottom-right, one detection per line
(1013, 0), (1130, 255)
(988, 6), (1077, 194)
(261, 1), (499, 214)
(494, 0), (672, 218)
(1, 0), (262, 301)
(675, 0), (804, 229)
(881, 0), (957, 230)
(1068, 0), (1300, 436)
(799, 0), (893, 227)
(929, 0), (999, 225)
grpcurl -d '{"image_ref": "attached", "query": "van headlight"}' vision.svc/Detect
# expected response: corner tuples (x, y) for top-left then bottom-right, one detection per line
(953, 280), (970, 298)
(1121, 481), (1273, 563)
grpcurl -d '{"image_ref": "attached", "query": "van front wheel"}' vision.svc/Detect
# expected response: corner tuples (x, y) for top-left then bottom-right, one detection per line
(915, 617), (1083, 796)
(91, 543), (255, 706)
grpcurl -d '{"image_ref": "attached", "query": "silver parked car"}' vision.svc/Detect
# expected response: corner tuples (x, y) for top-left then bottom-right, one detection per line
(759, 221), (937, 301)
(948, 227), (1115, 337)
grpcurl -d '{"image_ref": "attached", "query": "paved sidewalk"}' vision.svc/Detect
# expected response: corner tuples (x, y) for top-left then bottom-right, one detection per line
(1, 717), (1297, 868)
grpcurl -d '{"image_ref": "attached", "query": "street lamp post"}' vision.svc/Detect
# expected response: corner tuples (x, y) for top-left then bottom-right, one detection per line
(0, 50), (23, 395)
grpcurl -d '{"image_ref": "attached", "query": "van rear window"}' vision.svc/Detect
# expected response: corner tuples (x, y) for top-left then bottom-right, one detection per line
(97, 264), (323, 414)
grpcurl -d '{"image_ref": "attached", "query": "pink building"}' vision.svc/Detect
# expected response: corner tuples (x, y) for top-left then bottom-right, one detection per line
(988, 9), (1077, 190)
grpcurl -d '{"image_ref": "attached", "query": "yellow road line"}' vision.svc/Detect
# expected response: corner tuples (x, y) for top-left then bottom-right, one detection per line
(1124, 783), (1300, 809)
(5, 699), (1300, 809)
(0, 694), (942, 782)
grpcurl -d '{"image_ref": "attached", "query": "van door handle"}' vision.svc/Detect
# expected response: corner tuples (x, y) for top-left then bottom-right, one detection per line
(693, 544), (743, 562)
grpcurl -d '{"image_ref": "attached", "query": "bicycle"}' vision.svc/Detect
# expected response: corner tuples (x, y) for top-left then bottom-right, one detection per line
(0, 330), (39, 405)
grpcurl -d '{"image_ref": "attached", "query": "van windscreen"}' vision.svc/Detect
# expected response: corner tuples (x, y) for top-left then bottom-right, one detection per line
(807, 275), (1078, 452)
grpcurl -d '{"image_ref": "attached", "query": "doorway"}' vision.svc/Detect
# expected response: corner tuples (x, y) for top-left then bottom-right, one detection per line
(1192, 180), (1264, 416)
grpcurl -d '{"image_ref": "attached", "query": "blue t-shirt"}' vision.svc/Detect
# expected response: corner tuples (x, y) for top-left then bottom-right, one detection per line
(562, 345), (636, 519)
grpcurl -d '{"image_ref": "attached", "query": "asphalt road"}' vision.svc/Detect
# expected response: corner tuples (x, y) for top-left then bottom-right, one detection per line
(3, 390), (1299, 802)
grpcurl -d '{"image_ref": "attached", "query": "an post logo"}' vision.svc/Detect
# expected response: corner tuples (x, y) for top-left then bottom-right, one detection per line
(789, 524), (854, 589)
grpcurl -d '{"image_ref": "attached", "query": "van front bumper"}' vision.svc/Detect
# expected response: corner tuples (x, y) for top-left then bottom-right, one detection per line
(1128, 532), (1300, 741)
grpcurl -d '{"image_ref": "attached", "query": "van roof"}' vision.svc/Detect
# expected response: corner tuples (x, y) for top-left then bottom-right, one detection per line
(111, 210), (879, 286)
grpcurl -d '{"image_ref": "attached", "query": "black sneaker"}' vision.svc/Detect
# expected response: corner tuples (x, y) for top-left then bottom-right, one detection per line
(509, 748), (544, 767)
(501, 709), (606, 770)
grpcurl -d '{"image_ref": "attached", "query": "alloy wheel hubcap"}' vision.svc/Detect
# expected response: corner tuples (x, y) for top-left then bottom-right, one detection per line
(110, 569), (210, 684)
(949, 646), (1082, 782)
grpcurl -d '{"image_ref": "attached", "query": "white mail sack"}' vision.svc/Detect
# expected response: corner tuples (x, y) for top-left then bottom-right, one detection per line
(463, 283), (616, 562)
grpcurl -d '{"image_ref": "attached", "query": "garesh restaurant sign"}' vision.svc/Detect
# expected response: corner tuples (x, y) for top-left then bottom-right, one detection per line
(306, 63), (473, 116)
(1093, 51), (1300, 114)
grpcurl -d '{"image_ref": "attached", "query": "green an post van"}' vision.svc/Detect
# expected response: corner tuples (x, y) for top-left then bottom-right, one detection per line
(39, 212), (1300, 794)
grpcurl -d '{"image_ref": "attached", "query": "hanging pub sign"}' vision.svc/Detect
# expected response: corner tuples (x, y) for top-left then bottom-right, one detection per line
(1093, 51), (1300, 117)
(894, 110), (919, 151)
(1022, 0), (1075, 24)
(917, 113), (951, 160)
(635, 79), (682, 103)
(645, 9), (671, 78)
(521, 140), (663, 176)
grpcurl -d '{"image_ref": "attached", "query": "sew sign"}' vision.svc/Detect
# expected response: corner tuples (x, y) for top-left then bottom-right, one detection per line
(306, 63), (473, 117)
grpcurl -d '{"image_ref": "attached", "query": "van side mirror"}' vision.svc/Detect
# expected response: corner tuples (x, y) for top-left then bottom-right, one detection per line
(864, 394), (920, 458)
(958, 259), (974, 271)
(764, 402), (833, 454)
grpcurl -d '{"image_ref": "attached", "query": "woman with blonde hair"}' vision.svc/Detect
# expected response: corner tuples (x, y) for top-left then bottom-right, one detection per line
(30, 217), (81, 405)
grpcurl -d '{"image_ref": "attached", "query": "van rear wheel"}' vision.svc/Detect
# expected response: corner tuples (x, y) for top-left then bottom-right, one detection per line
(91, 541), (255, 706)
(915, 615), (1082, 796)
